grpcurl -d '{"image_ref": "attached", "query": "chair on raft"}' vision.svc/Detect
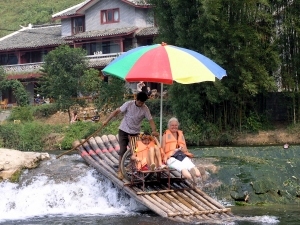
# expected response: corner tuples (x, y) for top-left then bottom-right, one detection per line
(120, 135), (175, 192)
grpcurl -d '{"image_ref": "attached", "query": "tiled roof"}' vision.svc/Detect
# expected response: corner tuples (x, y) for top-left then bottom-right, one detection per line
(0, 25), (70, 51)
(135, 27), (158, 36)
(52, 0), (151, 19)
(52, 0), (92, 19)
(64, 27), (138, 40)
(122, 0), (151, 6)
(88, 57), (115, 67)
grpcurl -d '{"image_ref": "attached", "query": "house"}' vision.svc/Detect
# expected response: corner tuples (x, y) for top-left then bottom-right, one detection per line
(0, 0), (158, 106)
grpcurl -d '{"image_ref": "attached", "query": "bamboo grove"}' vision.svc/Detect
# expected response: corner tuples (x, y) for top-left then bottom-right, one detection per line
(149, 0), (300, 142)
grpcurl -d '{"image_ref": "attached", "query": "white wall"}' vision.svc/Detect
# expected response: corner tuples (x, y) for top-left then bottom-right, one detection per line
(61, 18), (72, 37)
(85, 0), (153, 31)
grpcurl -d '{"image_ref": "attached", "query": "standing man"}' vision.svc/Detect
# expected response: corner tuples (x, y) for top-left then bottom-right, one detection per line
(103, 92), (159, 179)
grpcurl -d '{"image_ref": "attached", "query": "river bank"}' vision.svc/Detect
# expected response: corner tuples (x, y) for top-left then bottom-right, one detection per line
(40, 111), (300, 146)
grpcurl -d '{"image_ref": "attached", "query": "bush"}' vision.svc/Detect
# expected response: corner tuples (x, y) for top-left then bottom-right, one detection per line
(146, 99), (172, 117)
(0, 121), (56, 151)
(8, 106), (34, 122)
(0, 122), (22, 149)
(61, 121), (99, 150)
(32, 103), (59, 118)
(102, 120), (120, 135)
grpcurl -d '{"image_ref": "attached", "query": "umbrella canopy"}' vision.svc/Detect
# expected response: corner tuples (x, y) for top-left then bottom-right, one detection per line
(102, 43), (226, 140)
(102, 43), (226, 84)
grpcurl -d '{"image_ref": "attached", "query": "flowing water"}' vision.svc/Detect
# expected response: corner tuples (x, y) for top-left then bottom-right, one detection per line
(0, 151), (299, 225)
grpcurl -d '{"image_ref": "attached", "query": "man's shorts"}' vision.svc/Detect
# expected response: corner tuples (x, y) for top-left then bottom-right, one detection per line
(118, 129), (139, 157)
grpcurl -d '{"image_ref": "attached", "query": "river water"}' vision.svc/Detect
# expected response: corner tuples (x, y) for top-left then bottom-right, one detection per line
(0, 151), (299, 225)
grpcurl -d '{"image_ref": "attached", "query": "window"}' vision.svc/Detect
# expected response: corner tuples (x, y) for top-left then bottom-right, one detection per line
(72, 16), (85, 34)
(82, 41), (121, 55)
(101, 9), (119, 24)
(0, 53), (17, 65)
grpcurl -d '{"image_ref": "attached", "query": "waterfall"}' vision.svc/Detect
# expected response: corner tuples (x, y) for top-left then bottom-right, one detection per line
(0, 154), (145, 222)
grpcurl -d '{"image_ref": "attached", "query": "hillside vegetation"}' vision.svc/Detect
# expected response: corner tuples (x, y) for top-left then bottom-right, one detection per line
(0, 0), (83, 38)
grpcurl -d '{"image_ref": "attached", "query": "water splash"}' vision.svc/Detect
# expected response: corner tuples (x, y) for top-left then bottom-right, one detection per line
(0, 155), (143, 222)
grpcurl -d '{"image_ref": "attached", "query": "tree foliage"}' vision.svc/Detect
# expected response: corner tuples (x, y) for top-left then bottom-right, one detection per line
(94, 77), (126, 113)
(150, 0), (283, 136)
(0, 66), (29, 106)
(39, 45), (99, 118)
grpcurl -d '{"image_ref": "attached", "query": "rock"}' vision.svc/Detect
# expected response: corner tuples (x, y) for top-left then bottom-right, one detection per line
(0, 148), (50, 181)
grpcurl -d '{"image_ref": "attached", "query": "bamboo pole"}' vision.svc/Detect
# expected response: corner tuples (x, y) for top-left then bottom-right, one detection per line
(101, 135), (119, 158)
(160, 193), (192, 216)
(171, 191), (214, 220)
(95, 136), (119, 163)
(56, 124), (104, 159)
(193, 188), (233, 216)
(88, 137), (117, 166)
(182, 190), (211, 210)
(150, 194), (180, 216)
(190, 189), (220, 210)
(169, 191), (202, 215)
(136, 190), (174, 195)
(77, 143), (169, 218)
(132, 187), (188, 223)
(77, 141), (117, 177)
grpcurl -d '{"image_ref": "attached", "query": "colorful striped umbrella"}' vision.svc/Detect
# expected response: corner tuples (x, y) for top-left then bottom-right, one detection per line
(102, 43), (226, 84)
(102, 43), (226, 140)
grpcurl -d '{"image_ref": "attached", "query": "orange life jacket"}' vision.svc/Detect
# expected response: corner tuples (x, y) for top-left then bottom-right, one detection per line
(164, 130), (186, 159)
(134, 141), (155, 169)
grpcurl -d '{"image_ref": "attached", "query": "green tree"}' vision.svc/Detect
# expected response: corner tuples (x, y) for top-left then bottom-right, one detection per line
(151, 0), (279, 133)
(39, 45), (98, 120)
(0, 66), (30, 106)
(94, 76), (126, 113)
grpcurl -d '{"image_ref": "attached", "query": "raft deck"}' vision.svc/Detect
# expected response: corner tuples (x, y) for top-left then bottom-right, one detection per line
(74, 134), (235, 224)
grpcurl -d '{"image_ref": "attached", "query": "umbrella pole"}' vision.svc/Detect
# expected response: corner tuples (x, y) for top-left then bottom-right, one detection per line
(160, 83), (163, 143)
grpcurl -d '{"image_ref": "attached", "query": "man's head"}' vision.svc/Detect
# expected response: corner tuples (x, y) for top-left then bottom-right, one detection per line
(136, 92), (148, 107)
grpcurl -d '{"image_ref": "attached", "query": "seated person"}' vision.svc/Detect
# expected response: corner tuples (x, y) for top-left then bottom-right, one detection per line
(137, 81), (145, 93)
(162, 117), (201, 184)
(91, 110), (100, 122)
(35, 94), (42, 104)
(70, 110), (78, 123)
(131, 132), (166, 171)
(146, 86), (152, 97)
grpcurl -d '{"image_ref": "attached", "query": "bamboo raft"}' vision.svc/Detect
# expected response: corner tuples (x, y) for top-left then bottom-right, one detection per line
(73, 134), (235, 224)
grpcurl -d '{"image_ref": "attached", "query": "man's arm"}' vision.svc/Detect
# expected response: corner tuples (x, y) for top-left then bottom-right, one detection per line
(149, 119), (159, 137)
(103, 108), (121, 126)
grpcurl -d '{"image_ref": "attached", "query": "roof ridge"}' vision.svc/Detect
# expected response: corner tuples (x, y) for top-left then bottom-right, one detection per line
(52, 0), (90, 18)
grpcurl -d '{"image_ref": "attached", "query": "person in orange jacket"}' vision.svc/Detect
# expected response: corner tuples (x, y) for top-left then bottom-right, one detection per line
(162, 117), (201, 184)
(131, 132), (167, 171)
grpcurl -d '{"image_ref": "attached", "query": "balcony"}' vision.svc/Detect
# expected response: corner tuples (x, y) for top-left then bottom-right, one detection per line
(2, 53), (122, 75)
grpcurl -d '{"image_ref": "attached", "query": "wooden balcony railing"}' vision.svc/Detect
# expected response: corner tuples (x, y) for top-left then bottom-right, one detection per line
(2, 53), (123, 74)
